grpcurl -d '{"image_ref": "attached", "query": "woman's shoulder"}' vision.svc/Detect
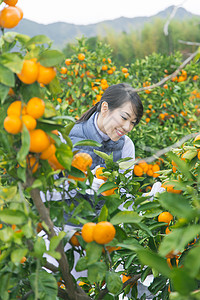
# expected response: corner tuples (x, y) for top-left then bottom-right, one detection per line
(124, 135), (135, 146)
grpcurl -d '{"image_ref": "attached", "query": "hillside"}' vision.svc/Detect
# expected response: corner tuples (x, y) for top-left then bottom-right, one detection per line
(5, 5), (200, 48)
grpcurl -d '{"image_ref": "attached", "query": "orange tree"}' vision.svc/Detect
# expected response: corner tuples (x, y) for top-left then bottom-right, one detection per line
(0, 6), (200, 298)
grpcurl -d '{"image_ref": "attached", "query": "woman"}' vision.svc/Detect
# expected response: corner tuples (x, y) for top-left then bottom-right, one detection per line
(69, 83), (143, 171)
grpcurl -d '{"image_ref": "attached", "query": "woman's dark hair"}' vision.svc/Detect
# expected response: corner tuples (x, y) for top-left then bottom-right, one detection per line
(76, 83), (143, 125)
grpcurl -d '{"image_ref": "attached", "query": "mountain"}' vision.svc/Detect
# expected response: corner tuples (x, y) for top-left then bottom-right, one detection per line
(6, 6), (200, 49)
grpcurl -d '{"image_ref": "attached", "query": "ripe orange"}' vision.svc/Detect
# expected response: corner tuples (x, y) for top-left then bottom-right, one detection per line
(37, 64), (56, 85)
(4, 115), (22, 134)
(26, 97), (45, 119)
(29, 129), (50, 153)
(107, 69), (113, 74)
(162, 181), (182, 194)
(0, 6), (21, 28)
(4, 0), (18, 5)
(70, 232), (81, 247)
(48, 154), (65, 170)
(133, 165), (143, 177)
(22, 114), (37, 131)
(78, 53), (85, 61)
(82, 222), (96, 243)
(122, 67), (128, 73)
(20, 256), (26, 264)
(101, 65), (108, 71)
(17, 59), (39, 84)
(71, 152), (92, 172)
(194, 134), (200, 142)
(138, 161), (148, 173)
(158, 212), (173, 224)
(93, 221), (116, 245)
(27, 156), (39, 173)
(65, 58), (71, 66)
(95, 167), (107, 181)
(7, 100), (26, 117)
(40, 143), (56, 160)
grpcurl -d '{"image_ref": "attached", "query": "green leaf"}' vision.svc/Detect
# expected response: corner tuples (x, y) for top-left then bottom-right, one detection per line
(16, 33), (30, 44)
(182, 150), (198, 160)
(26, 35), (52, 47)
(137, 249), (171, 278)
(0, 209), (27, 225)
(11, 248), (28, 264)
(184, 246), (200, 278)
(117, 238), (143, 252)
(97, 181), (117, 195)
(34, 237), (46, 258)
(0, 227), (14, 242)
(158, 192), (196, 220)
(0, 64), (15, 87)
(159, 225), (200, 257)
(68, 166), (85, 178)
(75, 256), (88, 272)
(98, 205), (108, 222)
(88, 262), (107, 284)
(48, 76), (62, 95)
(29, 270), (58, 300)
(17, 166), (26, 182)
(110, 211), (142, 225)
(86, 241), (103, 265)
(106, 271), (123, 295)
(38, 49), (65, 67)
(171, 268), (197, 296)
(93, 149), (112, 162)
(0, 53), (23, 73)
(74, 139), (102, 148)
(20, 81), (44, 101)
(56, 144), (73, 171)
(17, 124), (30, 167)
(0, 83), (9, 104)
(49, 231), (66, 251)
(167, 152), (193, 181)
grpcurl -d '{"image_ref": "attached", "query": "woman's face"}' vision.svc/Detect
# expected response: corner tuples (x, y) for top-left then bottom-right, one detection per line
(98, 101), (137, 141)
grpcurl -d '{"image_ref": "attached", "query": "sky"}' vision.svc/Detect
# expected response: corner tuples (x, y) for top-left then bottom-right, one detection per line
(17, 0), (200, 25)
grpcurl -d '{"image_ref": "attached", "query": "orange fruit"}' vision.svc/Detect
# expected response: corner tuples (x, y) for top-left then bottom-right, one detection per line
(101, 65), (108, 71)
(138, 161), (148, 173)
(133, 165), (143, 177)
(78, 53), (85, 61)
(93, 221), (116, 245)
(22, 114), (37, 131)
(100, 184), (117, 196)
(27, 156), (39, 173)
(152, 164), (160, 178)
(4, 0), (18, 5)
(0, 6), (21, 28)
(65, 58), (71, 66)
(17, 59), (39, 84)
(82, 222), (96, 243)
(4, 115), (22, 134)
(29, 129), (50, 153)
(26, 97), (45, 119)
(20, 256), (26, 264)
(162, 181), (182, 194)
(71, 152), (92, 172)
(40, 143), (56, 160)
(37, 63), (56, 85)
(158, 212), (173, 224)
(70, 231), (81, 247)
(48, 154), (65, 170)
(165, 227), (171, 234)
(122, 67), (128, 73)
(7, 100), (26, 117)
(36, 222), (43, 233)
(60, 67), (67, 74)
(107, 69), (113, 74)
(95, 167), (107, 181)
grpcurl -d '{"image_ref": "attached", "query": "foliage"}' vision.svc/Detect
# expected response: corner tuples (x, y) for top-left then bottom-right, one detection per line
(0, 4), (200, 299)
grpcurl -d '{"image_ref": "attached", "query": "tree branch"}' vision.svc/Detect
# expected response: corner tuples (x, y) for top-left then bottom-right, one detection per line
(26, 175), (90, 300)
(137, 131), (200, 164)
(133, 48), (199, 92)
(178, 40), (200, 46)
